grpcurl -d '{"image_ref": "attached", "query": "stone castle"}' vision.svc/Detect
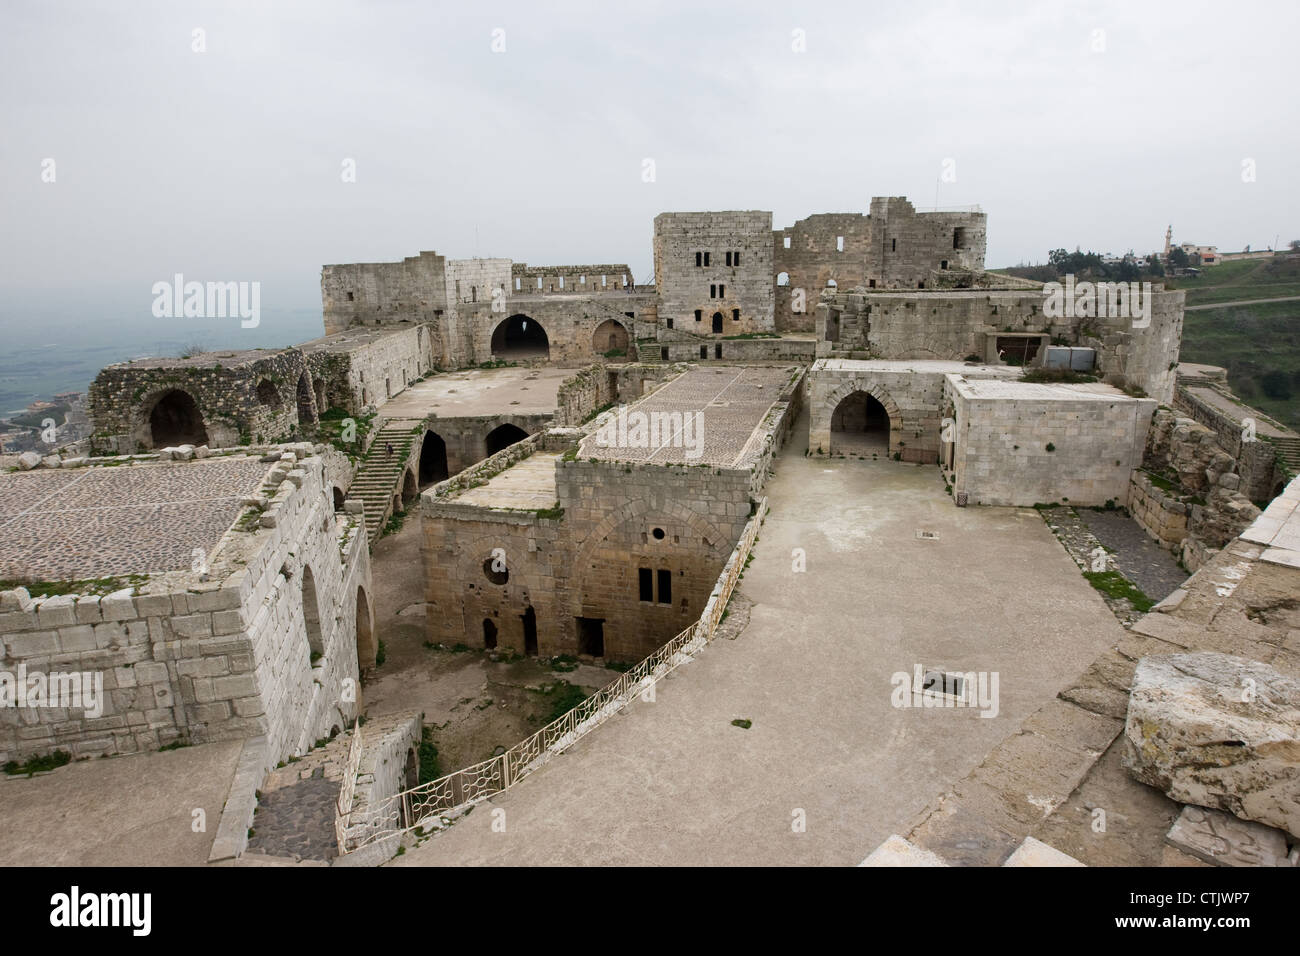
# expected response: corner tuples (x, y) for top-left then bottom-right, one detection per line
(2, 195), (1297, 867)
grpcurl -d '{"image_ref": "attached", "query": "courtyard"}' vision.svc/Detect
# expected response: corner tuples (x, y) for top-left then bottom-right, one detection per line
(392, 432), (1128, 866)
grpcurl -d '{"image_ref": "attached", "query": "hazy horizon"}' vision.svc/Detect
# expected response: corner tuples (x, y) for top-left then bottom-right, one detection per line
(3, 0), (1298, 403)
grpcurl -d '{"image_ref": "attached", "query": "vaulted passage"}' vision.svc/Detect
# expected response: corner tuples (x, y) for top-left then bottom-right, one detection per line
(148, 390), (208, 447)
(485, 423), (528, 457)
(830, 391), (890, 456)
(491, 314), (549, 360)
(356, 586), (376, 667)
(418, 431), (448, 487)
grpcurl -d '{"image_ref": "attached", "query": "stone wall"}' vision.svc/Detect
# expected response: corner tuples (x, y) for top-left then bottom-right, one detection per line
(511, 263), (633, 294)
(321, 251), (450, 336)
(1128, 471), (1191, 552)
(0, 450), (369, 765)
(421, 396), (794, 662)
(946, 380), (1156, 507)
(809, 361), (1020, 463)
(88, 349), (316, 454)
(865, 197), (987, 289)
(772, 213), (871, 331)
(1172, 384), (1289, 503)
(815, 287), (1183, 403)
(554, 365), (618, 427)
(653, 211), (775, 335)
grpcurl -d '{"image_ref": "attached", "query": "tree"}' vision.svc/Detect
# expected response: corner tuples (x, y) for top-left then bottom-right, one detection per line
(1167, 247), (1189, 269)
(1290, 239), (1300, 252)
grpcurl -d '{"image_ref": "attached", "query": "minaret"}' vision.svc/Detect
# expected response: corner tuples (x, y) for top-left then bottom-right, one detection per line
(1164, 224), (1172, 258)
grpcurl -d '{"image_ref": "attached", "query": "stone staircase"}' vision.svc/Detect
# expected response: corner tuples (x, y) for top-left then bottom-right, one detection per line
(350, 422), (420, 547)
(1265, 435), (1300, 474)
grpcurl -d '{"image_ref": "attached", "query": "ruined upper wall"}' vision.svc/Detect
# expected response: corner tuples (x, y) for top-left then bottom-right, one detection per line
(653, 211), (775, 335)
(866, 197), (987, 289)
(321, 251), (450, 335)
(772, 213), (871, 331)
(511, 262), (633, 294)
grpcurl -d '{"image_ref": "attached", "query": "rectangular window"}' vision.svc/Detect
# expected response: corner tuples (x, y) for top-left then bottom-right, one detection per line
(657, 569), (672, 605)
(700, 345), (707, 358)
(891, 238), (896, 252)
(639, 568), (653, 602)
(725, 251), (733, 266)
(783, 236), (791, 249)
(559, 276), (565, 289)
(602, 274), (608, 287)
(732, 309), (740, 321)
(695, 252), (702, 267)
(514, 277), (521, 291)
(710, 284), (716, 298)
(537, 277), (543, 289)
(836, 236), (844, 252)
(719, 284), (725, 298)
(666, 317), (674, 329)
(703, 252), (710, 267)
(694, 309), (702, 321)
(734, 251), (740, 266)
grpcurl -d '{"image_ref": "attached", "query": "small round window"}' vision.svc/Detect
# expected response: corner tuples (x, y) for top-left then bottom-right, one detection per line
(482, 558), (508, 585)
(652, 527), (666, 540)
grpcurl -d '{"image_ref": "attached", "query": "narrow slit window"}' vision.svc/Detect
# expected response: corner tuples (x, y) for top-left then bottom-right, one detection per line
(657, 569), (672, 605)
(639, 568), (653, 602)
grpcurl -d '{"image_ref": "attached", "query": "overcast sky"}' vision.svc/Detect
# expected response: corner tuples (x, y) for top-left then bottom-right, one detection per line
(2, 0), (1297, 325)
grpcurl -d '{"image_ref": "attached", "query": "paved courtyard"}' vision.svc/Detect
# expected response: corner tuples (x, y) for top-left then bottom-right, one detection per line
(0, 458), (269, 581)
(579, 365), (797, 466)
(394, 445), (1126, 866)
(381, 367), (570, 419)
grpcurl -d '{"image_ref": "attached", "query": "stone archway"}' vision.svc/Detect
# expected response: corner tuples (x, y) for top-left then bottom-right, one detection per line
(829, 390), (890, 457)
(491, 314), (549, 360)
(485, 422), (528, 457)
(148, 389), (209, 447)
(296, 373), (317, 426)
(418, 430), (448, 487)
(401, 468), (418, 507)
(593, 319), (629, 356)
(815, 380), (903, 458)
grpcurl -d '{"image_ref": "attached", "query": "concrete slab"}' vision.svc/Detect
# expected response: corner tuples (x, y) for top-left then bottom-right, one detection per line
(0, 740), (243, 866)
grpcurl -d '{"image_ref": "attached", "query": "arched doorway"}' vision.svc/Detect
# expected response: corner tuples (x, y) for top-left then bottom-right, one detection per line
(830, 390), (890, 456)
(592, 319), (629, 356)
(301, 565), (324, 658)
(712, 312), (724, 333)
(418, 431), (448, 487)
(313, 377), (327, 412)
(356, 586), (376, 667)
(333, 486), (345, 511)
(256, 379), (282, 408)
(148, 390), (208, 447)
(491, 314), (549, 360)
(485, 423), (528, 456)
(483, 618), (498, 649)
(296, 373), (316, 425)
(401, 469), (417, 507)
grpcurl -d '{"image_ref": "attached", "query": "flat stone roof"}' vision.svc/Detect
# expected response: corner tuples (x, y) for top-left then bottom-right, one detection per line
(450, 452), (560, 511)
(297, 325), (417, 354)
(0, 457), (270, 582)
(103, 349), (283, 371)
(381, 367), (570, 420)
(948, 378), (1135, 402)
(578, 365), (795, 467)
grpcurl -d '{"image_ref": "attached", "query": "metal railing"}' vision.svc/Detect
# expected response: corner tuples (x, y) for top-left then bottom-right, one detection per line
(337, 498), (767, 854)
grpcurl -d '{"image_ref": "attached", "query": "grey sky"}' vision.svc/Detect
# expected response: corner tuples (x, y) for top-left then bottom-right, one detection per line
(2, 0), (1297, 319)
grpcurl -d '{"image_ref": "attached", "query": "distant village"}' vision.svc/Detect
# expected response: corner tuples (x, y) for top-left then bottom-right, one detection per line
(0, 391), (93, 455)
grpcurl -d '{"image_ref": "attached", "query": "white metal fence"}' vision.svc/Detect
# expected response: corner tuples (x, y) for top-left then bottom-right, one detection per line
(337, 498), (767, 854)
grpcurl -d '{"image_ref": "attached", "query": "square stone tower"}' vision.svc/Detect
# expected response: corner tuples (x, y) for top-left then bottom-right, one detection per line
(653, 211), (775, 335)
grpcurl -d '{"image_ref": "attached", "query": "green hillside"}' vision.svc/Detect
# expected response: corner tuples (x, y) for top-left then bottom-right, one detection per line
(1166, 255), (1300, 307)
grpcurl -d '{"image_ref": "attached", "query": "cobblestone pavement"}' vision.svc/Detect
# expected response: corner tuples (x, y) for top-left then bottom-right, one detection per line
(0, 458), (268, 581)
(1076, 508), (1187, 603)
(247, 771), (340, 862)
(1039, 506), (1187, 625)
(579, 365), (796, 467)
